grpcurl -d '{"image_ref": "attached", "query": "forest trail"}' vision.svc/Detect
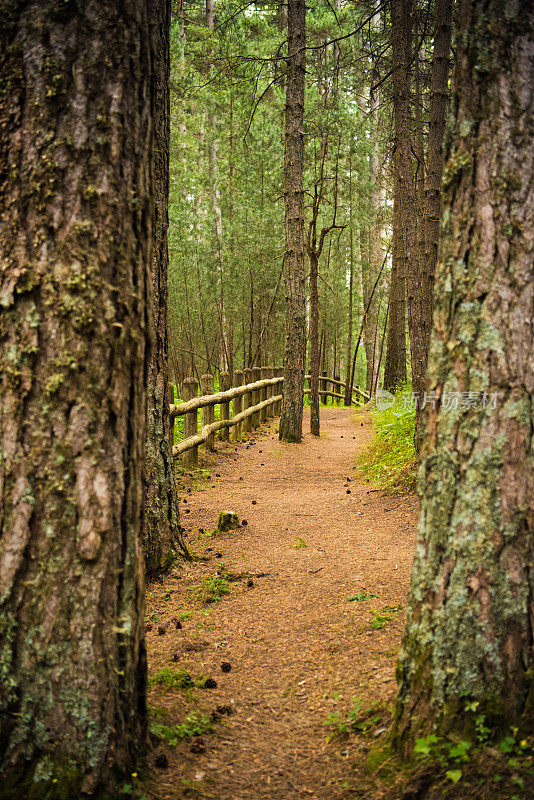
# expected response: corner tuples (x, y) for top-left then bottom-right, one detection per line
(146, 408), (418, 800)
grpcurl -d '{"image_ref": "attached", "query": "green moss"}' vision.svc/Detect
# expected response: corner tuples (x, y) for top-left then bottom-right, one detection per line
(45, 373), (64, 394)
(442, 149), (473, 189)
(366, 740), (393, 775)
(216, 510), (240, 532)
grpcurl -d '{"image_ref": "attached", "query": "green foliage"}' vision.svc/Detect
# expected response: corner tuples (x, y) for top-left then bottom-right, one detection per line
(168, 0), (390, 384)
(356, 391), (417, 492)
(325, 698), (390, 741)
(148, 667), (195, 690)
(291, 537), (308, 549)
(347, 591), (379, 602)
(149, 712), (216, 744)
(188, 573), (231, 603)
(413, 713), (534, 789)
(370, 605), (403, 630)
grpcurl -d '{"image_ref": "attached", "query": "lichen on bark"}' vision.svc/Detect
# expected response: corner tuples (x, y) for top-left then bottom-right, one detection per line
(393, 0), (534, 753)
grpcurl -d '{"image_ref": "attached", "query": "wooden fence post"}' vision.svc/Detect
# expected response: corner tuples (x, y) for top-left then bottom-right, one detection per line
(260, 367), (269, 423)
(335, 374), (341, 406)
(276, 367), (283, 414)
(232, 369), (244, 440)
(168, 381), (175, 448)
(182, 377), (199, 467)
(265, 366), (274, 418)
(243, 367), (254, 433)
(200, 374), (215, 451)
(219, 371), (231, 441)
(320, 371), (328, 405)
(252, 367), (261, 427)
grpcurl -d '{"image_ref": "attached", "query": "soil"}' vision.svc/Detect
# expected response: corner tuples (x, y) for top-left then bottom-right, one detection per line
(144, 406), (418, 800)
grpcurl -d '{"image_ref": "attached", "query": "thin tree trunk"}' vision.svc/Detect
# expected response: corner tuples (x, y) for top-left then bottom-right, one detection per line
(414, 0), (453, 446)
(0, 2), (150, 792)
(394, 0), (534, 753)
(279, 0), (306, 443)
(384, 0), (413, 393)
(383, 221), (407, 389)
(373, 300), (390, 397)
(309, 251), (320, 435)
(344, 161), (354, 405)
(144, 0), (188, 577)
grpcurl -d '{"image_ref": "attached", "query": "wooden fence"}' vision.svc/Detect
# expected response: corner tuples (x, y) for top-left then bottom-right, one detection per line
(170, 367), (370, 465)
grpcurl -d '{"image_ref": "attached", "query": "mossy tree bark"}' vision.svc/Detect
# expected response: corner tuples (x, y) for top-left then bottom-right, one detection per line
(394, 0), (534, 752)
(144, 0), (188, 578)
(0, 1), (151, 794)
(279, 0), (306, 444)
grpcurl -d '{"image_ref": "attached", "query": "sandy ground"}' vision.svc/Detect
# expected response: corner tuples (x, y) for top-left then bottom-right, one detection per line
(144, 406), (418, 800)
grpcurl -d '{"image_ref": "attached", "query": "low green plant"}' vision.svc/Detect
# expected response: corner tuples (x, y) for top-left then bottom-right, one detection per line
(120, 784), (149, 799)
(201, 574), (230, 600)
(148, 667), (195, 690)
(149, 712), (216, 744)
(370, 605), (403, 630)
(413, 709), (534, 787)
(356, 388), (417, 492)
(326, 698), (390, 741)
(347, 591), (379, 602)
(292, 537), (308, 549)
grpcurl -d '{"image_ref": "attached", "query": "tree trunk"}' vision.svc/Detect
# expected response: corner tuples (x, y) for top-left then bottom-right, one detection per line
(279, 0), (306, 443)
(309, 251), (320, 435)
(144, 0), (188, 579)
(0, 1), (150, 794)
(394, 0), (534, 752)
(414, 0), (453, 446)
(383, 226), (407, 389)
(390, 0), (415, 399)
(344, 162), (354, 405)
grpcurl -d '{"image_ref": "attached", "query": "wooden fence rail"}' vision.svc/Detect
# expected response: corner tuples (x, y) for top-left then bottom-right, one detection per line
(303, 375), (371, 404)
(171, 374), (284, 464)
(171, 368), (371, 463)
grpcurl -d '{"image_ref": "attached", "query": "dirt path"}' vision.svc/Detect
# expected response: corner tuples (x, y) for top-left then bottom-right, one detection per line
(146, 407), (418, 800)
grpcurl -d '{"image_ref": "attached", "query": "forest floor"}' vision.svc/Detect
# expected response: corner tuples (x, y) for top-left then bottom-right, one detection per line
(144, 406), (418, 800)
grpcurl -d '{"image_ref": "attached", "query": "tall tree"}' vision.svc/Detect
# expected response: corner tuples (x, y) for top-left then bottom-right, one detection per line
(279, 0), (307, 443)
(387, 0), (415, 397)
(394, 0), (534, 750)
(0, 1), (150, 793)
(413, 0), (453, 446)
(145, 0), (188, 577)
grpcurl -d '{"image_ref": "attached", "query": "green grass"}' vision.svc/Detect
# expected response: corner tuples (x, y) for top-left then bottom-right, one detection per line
(356, 389), (417, 492)
(149, 712), (216, 744)
(148, 667), (195, 690)
(347, 591), (379, 602)
(188, 573), (231, 603)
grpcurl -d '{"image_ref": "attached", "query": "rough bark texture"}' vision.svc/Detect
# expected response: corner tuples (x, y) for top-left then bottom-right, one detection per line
(279, 0), (306, 444)
(394, 0), (534, 750)
(413, 0), (453, 446)
(308, 250), (320, 436)
(0, 1), (150, 794)
(391, 0), (417, 400)
(422, 0), (452, 322)
(343, 197), (354, 406)
(144, 0), (188, 578)
(383, 221), (407, 390)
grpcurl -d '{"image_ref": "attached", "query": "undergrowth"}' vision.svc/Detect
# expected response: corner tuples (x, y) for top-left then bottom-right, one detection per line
(356, 388), (417, 492)
(149, 712), (216, 744)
